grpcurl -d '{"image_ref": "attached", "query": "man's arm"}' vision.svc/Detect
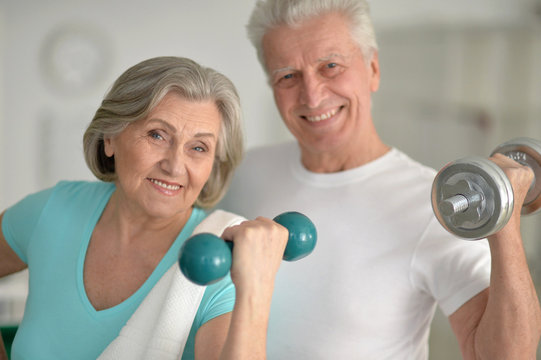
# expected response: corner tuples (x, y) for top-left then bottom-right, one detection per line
(449, 154), (541, 359)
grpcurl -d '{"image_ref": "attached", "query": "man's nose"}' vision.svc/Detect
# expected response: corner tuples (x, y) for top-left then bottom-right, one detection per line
(299, 73), (324, 109)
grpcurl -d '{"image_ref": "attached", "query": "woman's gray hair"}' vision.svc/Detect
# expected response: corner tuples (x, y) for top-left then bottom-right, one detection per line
(247, 0), (378, 74)
(83, 56), (244, 209)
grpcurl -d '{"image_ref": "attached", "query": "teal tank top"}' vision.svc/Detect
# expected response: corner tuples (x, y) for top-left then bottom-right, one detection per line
(2, 181), (235, 359)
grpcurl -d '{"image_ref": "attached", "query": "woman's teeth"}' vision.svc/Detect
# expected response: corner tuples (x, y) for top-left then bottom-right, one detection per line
(149, 178), (181, 190)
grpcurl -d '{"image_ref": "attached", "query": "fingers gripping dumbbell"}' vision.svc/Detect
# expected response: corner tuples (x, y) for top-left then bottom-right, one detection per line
(432, 137), (541, 239)
(178, 211), (317, 285)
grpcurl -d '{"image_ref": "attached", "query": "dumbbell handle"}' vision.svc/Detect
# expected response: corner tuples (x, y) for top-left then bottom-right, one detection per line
(179, 211), (317, 285)
(440, 193), (482, 217)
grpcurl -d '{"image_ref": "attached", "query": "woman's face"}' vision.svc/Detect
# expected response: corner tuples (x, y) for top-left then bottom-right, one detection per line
(104, 92), (221, 220)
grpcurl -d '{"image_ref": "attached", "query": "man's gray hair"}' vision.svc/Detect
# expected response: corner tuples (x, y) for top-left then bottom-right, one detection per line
(246, 0), (378, 74)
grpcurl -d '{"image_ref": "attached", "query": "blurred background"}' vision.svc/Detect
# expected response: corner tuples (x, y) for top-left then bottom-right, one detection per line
(0, 0), (540, 358)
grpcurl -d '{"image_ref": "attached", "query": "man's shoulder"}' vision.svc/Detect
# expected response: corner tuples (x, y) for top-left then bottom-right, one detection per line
(388, 148), (437, 181)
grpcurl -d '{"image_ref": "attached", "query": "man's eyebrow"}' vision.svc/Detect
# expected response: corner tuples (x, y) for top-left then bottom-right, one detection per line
(317, 53), (346, 62)
(270, 53), (348, 76)
(271, 66), (296, 76)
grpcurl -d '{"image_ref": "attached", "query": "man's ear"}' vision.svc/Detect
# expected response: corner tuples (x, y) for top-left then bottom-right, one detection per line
(369, 51), (380, 92)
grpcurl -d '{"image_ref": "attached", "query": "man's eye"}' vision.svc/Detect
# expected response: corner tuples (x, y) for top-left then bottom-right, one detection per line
(275, 73), (298, 88)
(322, 62), (342, 77)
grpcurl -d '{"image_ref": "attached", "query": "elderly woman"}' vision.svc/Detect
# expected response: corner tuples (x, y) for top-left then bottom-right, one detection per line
(0, 56), (288, 360)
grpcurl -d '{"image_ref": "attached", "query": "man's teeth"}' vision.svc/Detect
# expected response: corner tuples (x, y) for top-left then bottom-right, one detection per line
(306, 108), (338, 122)
(150, 179), (181, 190)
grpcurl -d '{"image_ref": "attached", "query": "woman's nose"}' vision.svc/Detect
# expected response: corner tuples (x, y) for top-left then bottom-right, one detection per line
(160, 144), (186, 177)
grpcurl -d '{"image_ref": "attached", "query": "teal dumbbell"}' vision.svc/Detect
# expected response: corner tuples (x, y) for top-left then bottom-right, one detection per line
(178, 211), (317, 285)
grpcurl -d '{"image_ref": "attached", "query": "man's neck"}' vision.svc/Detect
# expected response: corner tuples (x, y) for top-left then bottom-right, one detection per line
(300, 135), (391, 173)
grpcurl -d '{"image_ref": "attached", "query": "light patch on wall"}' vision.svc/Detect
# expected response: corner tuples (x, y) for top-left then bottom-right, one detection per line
(39, 23), (113, 96)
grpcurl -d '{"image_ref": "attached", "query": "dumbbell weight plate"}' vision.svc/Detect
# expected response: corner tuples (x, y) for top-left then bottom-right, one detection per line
(432, 157), (514, 239)
(491, 137), (541, 215)
(273, 211), (317, 261)
(178, 233), (232, 286)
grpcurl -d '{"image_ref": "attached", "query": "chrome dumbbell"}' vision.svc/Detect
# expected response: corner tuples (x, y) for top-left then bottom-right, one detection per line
(431, 137), (541, 239)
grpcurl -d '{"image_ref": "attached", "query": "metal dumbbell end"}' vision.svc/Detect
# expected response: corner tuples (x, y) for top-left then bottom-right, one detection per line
(432, 158), (513, 239)
(490, 137), (541, 215)
(178, 211), (317, 285)
(432, 137), (541, 239)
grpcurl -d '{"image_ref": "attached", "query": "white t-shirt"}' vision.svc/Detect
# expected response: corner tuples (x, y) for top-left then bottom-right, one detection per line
(220, 141), (490, 359)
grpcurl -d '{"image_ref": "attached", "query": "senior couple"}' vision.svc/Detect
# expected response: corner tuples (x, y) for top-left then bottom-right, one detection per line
(1, 0), (540, 359)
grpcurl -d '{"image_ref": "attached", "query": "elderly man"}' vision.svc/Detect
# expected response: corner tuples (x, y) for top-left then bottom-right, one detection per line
(221, 0), (541, 358)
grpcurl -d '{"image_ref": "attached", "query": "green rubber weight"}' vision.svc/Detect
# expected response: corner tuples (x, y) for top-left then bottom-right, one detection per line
(178, 233), (232, 285)
(178, 211), (317, 285)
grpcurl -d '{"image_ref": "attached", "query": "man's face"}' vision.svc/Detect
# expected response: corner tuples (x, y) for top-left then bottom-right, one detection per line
(262, 12), (380, 159)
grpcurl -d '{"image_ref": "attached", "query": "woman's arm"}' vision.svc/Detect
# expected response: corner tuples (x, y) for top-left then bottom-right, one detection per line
(0, 211), (27, 360)
(0, 330), (8, 360)
(193, 217), (288, 360)
(0, 328), (8, 360)
(0, 212), (27, 277)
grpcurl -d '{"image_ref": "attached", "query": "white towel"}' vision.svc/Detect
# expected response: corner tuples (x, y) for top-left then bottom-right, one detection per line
(98, 210), (246, 360)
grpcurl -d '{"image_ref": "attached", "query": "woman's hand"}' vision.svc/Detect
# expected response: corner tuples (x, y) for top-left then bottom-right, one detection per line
(221, 217), (289, 296)
(195, 217), (289, 360)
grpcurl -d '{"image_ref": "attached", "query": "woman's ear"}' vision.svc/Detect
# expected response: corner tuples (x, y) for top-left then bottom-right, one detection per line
(103, 136), (114, 157)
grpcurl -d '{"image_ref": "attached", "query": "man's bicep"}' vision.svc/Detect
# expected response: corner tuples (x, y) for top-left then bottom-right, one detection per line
(448, 287), (489, 358)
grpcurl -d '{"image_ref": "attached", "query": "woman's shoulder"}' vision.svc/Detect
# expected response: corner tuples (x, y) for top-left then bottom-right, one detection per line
(42, 180), (116, 213)
(52, 180), (115, 198)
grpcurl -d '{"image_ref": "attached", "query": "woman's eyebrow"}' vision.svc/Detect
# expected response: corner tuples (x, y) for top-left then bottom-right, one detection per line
(146, 118), (177, 132)
(193, 132), (217, 139)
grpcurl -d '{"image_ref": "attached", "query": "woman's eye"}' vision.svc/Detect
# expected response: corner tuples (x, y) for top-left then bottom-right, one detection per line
(327, 62), (337, 69)
(192, 142), (210, 153)
(149, 131), (164, 141)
